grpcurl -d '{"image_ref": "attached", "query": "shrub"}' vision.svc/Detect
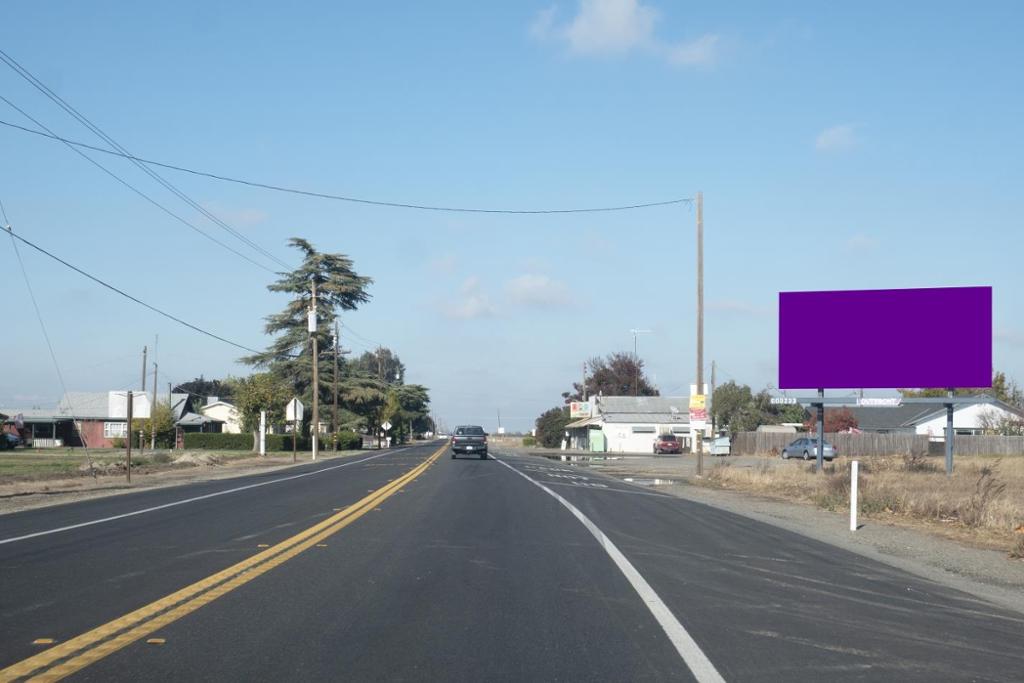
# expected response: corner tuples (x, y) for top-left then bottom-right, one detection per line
(150, 451), (172, 464)
(110, 438), (125, 449)
(183, 433), (252, 450)
(335, 431), (362, 450)
(265, 434), (309, 451)
(522, 436), (537, 447)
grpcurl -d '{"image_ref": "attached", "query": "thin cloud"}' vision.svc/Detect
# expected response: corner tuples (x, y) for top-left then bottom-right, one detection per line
(706, 299), (772, 317)
(844, 233), (878, 252)
(995, 328), (1024, 349)
(531, 0), (719, 67)
(505, 273), (573, 308)
(444, 276), (496, 320)
(199, 201), (269, 227)
(816, 124), (857, 152)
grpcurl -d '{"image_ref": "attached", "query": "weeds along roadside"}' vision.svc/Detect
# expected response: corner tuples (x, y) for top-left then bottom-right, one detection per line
(702, 454), (1024, 558)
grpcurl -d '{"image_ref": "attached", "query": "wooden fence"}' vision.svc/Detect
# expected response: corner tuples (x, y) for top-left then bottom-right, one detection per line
(732, 432), (1024, 457)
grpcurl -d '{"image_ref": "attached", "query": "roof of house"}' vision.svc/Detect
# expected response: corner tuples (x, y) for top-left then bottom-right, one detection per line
(595, 396), (691, 424)
(851, 398), (1024, 430)
(57, 392), (111, 418)
(177, 412), (222, 427)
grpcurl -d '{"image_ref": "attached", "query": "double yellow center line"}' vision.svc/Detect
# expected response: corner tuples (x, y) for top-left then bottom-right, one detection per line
(1, 443), (446, 682)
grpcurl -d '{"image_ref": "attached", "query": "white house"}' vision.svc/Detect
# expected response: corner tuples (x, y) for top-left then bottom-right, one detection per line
(565, 396), (712, 453)
(200, 399), (242, 434)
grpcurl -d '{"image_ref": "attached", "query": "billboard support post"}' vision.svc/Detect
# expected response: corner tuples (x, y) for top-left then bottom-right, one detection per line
(945, 389), (954, 476)
(816, 388), (824, 473)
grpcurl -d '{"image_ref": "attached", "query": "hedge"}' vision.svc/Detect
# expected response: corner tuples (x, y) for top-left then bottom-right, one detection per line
(182, 431), (362, 451)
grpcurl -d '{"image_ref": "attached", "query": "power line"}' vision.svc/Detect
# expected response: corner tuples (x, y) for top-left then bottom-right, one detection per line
(0, 50), (291, 271)
(0, 96), (278, 273)
(0, 118), (694, 215)
(3, 199), (95, 464)
(4, 224), (266, 355)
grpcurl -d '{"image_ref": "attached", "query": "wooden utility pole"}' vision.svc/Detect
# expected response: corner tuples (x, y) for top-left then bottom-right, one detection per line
(126, 390), (133, 483)
(333, 321), (339, 452)
(151, 362), (158, 450)
(696, 191), (705, 476)
(141, 346), (147, 392)
(310, 279), (319, 461)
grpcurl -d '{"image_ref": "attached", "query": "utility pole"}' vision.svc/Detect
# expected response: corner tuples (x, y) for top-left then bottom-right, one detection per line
(497, 408), (502, 433)
(629, 329), (651, 396)
(696, 191), (705, 476)
(333, 321), (339, 453)
(582, 362), (588, 401)
(141, 346), (147, 392)
(310, 278), (319, 461)
(151, 362), (158, 450)
(126, 390), (133, 483)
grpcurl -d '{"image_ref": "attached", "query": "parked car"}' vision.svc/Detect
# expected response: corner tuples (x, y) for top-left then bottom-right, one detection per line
(451, 425), (488, 459)
(781, 437), (835, 461)
(652, 433), (682, 455)
(1, 432), (23, 450)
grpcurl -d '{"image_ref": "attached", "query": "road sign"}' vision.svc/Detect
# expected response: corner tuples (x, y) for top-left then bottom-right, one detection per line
(286, 398), (304, 422)
(569, 401), (592, 418)
(689, 394), (707, 428)
(381, 421), (392, 432)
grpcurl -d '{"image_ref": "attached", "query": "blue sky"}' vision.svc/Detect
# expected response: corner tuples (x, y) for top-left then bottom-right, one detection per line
(2, 1), (1022, 432)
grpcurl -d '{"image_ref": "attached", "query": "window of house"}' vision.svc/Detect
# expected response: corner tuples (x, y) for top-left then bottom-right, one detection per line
(671, 426), (690, 434)
(104, 422), (128, 438)
(631, 425), (655, 433)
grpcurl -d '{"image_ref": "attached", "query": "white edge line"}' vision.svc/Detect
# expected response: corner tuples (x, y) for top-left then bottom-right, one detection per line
(0, 450), (395, 545)
(492, 455), (726, 683)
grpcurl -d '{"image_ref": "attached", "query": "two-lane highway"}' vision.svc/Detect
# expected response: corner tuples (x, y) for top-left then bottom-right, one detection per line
(2, 444), (1022, 681)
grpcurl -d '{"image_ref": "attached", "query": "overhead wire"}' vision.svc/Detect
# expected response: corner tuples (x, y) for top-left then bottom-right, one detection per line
(3, 198), (96, 466)
(0, 95), (277, 273)
(0, 117), (693, 215)
(0, 50), (290, 271)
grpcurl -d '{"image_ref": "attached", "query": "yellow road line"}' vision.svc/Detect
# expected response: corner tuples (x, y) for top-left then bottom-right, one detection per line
(1, 444), (445, 683)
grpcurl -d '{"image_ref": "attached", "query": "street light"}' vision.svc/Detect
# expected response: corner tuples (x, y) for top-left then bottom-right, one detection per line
(629, 328), (652, 396)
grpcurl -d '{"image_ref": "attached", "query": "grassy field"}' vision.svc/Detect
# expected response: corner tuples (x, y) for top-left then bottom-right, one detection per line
(703, 454), (1024, 558)
(0, 448), (290, 482)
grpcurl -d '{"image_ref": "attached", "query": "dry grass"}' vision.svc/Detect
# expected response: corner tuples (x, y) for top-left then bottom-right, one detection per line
(703, 455), (1024, 557)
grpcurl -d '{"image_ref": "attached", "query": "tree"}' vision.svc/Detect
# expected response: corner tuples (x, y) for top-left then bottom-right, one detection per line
(340, 376), (389, 443)
(174, 375), (233, 402)
(350, 348), (406, 384)
(712, 381), (753, 430)
(535, 406), (571, 448)
(805, 408), (859, 434)
(898, 370), (1022, 408)
(242, 238), (372, 409)
(230, 373), (290, 451)
(563, 353), (659, 402)
(382, 384), (431, 443)
(978, 409), (1024, 436)
(131, 402), (176, 449)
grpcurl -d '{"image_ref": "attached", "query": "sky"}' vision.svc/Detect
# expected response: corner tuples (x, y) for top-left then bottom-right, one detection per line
(1, 1), (1022, 433)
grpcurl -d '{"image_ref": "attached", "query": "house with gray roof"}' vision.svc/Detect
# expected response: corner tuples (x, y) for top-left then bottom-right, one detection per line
(850, 399), (1024, 440)
(565, 395), (709, 453)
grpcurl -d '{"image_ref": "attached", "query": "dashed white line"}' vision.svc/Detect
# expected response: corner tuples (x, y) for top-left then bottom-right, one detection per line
(493, 455), (725, 683)
(0, 451), (395, 545)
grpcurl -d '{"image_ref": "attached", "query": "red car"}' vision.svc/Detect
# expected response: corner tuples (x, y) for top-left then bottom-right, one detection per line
(653, 433), (682, 454)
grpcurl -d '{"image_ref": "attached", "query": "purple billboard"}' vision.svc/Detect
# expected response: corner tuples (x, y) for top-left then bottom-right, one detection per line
(779, 286), (991, 389)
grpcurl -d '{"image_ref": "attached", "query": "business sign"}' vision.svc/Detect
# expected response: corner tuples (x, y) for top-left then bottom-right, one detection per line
(779, 286), (991, 389)
(569, 401), (592, 418)
(689, 394), (707, 428)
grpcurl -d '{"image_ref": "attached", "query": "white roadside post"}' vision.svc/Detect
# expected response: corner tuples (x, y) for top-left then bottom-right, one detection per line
(850, 460), (859, 531)
(259, 410), (266, 457)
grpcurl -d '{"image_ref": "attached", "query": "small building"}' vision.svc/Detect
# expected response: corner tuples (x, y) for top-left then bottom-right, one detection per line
(200, 398), (242, 434)
(565, 396), (711, 453)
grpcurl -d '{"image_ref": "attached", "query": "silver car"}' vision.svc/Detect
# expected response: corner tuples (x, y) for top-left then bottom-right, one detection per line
(781, 437), (835, 461)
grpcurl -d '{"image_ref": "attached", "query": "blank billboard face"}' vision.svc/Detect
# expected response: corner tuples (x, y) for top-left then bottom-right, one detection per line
(778, 287), (991, 389)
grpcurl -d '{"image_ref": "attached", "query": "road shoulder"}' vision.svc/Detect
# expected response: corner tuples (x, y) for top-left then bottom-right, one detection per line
(513, 450), (1024, 616)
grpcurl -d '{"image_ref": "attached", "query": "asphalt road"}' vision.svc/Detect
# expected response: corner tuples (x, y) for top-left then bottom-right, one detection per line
(1, 441), (1022, 681)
